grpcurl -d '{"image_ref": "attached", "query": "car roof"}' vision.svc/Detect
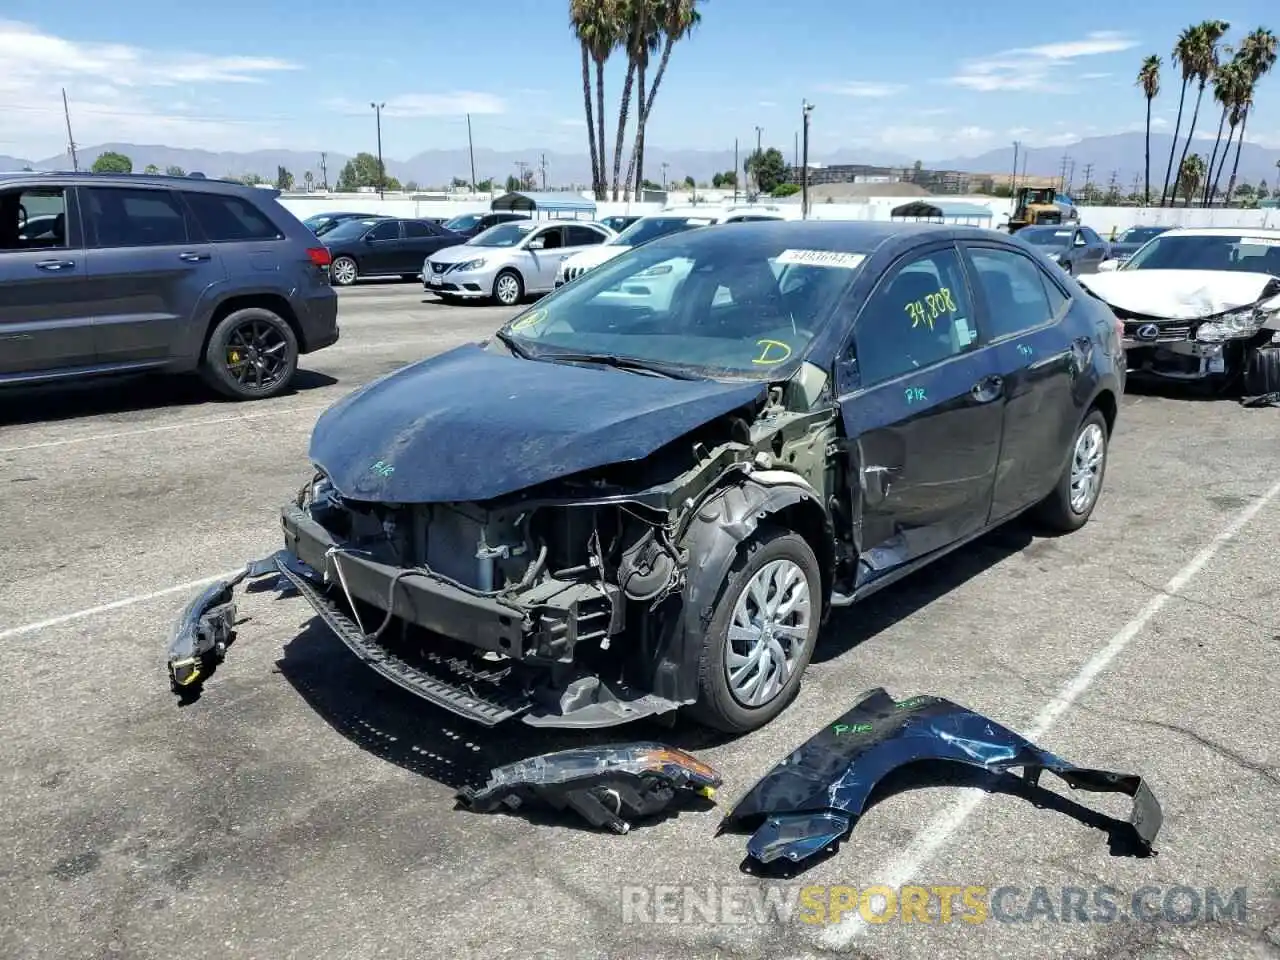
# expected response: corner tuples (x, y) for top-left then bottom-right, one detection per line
(646, 217), (1007, 252)
(1157, 226), (1280, 238)
(0, 170), (276, 197)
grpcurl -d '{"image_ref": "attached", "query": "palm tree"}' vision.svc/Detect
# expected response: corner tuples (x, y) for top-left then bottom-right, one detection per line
(1137, 55), (1161, 204)
(619, 1), (661, 199)
(571, 0), (622, 200)
(1171, 20), (1230, 208)
(1178, 153), (1206, 205)
(606, 0), (651, 200)
(1161, 26), (1200, 206)
(628, 0), (702, 197)
(1226, 27), (1278, 204)
(1206, 54), (1247, 204)
(1202, 51), (1241, 205)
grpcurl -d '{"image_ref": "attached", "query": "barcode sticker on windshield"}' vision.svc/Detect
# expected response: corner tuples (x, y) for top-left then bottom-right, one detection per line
(1242, 236), (1280, 248)
(776, 249), (866, 269)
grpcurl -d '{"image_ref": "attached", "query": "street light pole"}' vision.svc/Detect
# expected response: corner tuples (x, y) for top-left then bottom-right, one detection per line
(801, 101), (813, 219)
(754, 125), (763, 195)
(371, 102), (386, 198)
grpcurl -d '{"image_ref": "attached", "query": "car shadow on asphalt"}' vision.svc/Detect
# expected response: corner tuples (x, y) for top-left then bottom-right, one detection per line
(811, 522), (1037, 667)
(0, 369), (339, 428)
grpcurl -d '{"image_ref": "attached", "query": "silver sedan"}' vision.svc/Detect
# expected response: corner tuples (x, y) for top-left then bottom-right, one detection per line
(423, 219), (615, 305)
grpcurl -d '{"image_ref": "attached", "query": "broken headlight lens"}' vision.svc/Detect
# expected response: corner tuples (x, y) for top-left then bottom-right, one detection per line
(1197, 305), (1270, 342)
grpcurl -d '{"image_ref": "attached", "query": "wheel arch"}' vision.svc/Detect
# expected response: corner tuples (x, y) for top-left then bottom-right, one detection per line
(1086, 387), (1118, 436)
(200, 293), (303, 361)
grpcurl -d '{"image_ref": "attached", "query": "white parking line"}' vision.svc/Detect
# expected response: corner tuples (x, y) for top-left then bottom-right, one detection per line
(0, 568), (246, 641)
(818, 474), (1280, 950)
(0, 405), (329, 454)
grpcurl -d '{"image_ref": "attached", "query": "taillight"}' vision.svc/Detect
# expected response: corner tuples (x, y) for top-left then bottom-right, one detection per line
(307, 247), (332, 268)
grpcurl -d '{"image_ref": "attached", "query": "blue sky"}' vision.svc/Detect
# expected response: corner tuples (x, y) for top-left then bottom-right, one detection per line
(1, 0), (1276, 162)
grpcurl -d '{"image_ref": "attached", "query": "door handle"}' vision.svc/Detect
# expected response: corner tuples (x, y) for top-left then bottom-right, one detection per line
(179, 251), (211, 262)
(970, 374), (1004, 403)
(35, 259), (75, 271)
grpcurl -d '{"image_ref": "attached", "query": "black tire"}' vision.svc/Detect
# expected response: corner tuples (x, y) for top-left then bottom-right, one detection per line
(330, 256), (358, 286)
(1035, 407), (1109, 532)
(199, 307), (299, 401)
(1242, 344), (1280, 396)
(688, 528), (822, 734)
(492, 269), (524, 306)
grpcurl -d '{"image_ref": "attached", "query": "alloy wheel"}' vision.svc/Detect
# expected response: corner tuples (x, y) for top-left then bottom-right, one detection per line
(224, 318), (291, 392)
(1069, 422), (1105, 513)
(724, 559), (812, 707)
(331, 257), (357, 285)
(495, 273), (521, 305)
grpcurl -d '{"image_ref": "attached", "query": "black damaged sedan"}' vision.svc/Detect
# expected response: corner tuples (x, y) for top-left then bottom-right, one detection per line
(168, 221), (1125, 734)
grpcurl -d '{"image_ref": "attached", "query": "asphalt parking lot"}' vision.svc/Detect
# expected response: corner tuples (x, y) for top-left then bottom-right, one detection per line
(1, 281), (1278, 960)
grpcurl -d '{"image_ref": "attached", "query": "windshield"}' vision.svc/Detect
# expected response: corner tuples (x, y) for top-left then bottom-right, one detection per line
(320, 218), (383, 242)
(444, 213), (483, 232)
(1116, 226), (1166, 244)
(499, 230), (869, 378)
(611, 215), (718, 248)
(1123, 234), (1280, 273)
(1020, 228), (1073, 247)
(469, 222), (536, 247)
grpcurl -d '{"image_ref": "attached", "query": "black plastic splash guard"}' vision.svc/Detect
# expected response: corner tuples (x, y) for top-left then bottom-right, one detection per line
(719, 688), (1163, 870)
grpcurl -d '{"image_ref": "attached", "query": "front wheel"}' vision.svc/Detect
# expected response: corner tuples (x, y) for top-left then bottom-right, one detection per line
(493, 269), (523, 306)
(330, 256), (358, 286)
(1035, 408), (1108, 532)
(1242, 344), (1280, 396)
(689, 529), (821, 734)
(200, 308), (299, 400)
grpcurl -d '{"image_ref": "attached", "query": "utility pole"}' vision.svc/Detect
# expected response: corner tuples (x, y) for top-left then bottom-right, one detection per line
(466, 113), (477, 192)
(1082, 162), (1094, 194)
(61, 88), (79, 172)
(1058, 152), (1070, 192)
(515, 160), (530, 190)
(794, 131), (799, 173)
(661, 161), (669, 190)
(539, 153), (548, 190)
(1010, 141), (1020, 195)
(754, 125), (763, 196)
(1130, 172), (1141, 201)
(1066, 159), (1075, 195)
(801, 100), (814, 219)
(733, 138), (739, 203)
(1107, 170), (1119, 203)
(319, 152), (328, 191)
(370, 102), (386, 198)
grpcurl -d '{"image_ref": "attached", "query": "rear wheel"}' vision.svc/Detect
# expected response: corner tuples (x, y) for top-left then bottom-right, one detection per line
(330, 256), (358, 286)
(689, 529), (821, 733)
(1242, 344), (1280, 396)
(1035, 408), (1108, 532)
(200, 307), (298, 400)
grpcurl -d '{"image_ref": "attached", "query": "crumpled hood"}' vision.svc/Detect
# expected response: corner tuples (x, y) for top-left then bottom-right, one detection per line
(309, 343), (766, 503)
(1079, 269), (1278, 319)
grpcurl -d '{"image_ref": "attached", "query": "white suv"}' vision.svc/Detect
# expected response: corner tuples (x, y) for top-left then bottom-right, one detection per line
(554, 205), (794, 288)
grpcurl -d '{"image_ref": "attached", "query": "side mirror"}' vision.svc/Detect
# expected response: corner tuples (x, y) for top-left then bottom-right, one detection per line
(527, 238), (545, 250)
(1097, 259), (1120, 272)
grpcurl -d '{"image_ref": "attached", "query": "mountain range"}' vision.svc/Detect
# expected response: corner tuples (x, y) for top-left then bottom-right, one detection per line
(2, 132), (1276, 190)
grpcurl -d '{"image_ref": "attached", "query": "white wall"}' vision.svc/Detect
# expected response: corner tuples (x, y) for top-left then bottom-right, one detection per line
(275, 192), (1280, 234)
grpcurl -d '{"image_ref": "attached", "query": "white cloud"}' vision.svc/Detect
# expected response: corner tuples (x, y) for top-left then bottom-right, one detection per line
(758, 100), (777, 108)
(328, 92), (505, 119)
(818, 81), (905, 98)
(558, 117), (586, 127)
(0, 20), (301, 157)
(949, 31), (1138, 92)
(1079, 72), (1112, 80)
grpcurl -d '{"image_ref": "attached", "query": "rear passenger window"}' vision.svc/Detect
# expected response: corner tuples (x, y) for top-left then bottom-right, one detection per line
(967, 248), (1061, 340)
(84, 187), (188, 247)
(566, 225), (605, 246)
(183, 192), (283, 241)
(853, 247), (977, 387)
(367, 221), (400, 241)
(404, 220), (435, 238)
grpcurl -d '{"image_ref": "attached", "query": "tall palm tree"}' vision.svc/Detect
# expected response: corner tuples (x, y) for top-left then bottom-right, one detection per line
(1206, 54), (1247, 204)
(607, 0), (649, 200)
(1178, 153), (1206, 205)
(571, 0), (622, 200)
(620, 0), (661, 198)
(1161, 26), (1200, 206)
(1203, 51), (1241, 205)
(628, 0), (702, 197)
(1171, 20), (1230, 207)
(1226, 27), (1278, 204)
(1137, 55), (1161, 205)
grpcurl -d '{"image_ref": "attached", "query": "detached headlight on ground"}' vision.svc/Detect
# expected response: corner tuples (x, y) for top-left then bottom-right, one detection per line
(454, 258), (486, 272)
(1196, 304), (1274, 342)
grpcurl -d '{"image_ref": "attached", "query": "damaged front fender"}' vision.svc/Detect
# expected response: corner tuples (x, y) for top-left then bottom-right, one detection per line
(719, 687), (1163, 870)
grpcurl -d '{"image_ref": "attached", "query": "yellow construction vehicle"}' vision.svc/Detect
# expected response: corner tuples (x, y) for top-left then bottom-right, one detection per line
(1006, 187), (1079, 233)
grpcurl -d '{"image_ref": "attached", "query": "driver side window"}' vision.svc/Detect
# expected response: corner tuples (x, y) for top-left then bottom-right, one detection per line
(1, 187), (70, 252)
(851, 246), (977, 388)
(367, 220), (400, 241)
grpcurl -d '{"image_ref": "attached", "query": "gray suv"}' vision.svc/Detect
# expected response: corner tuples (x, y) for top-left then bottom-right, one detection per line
(0, 171), (339, 400)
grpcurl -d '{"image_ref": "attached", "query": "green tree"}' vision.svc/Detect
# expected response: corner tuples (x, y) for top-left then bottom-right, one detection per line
(1224, 27), (1277, 203)
(505, 174), (521, 192)
(275, 166), (294, 191)
(92, 151), (132, 174)
(682, 174), (695, 188)
(1257, 179), (1269, 199)
(745, 146), (787, 193)
(165, 165), (186, 177)
(1236, 181), (1255, 197)
(640, 178), (662, 191)
(476, 178), (494, 192)
(711, 172), (724, 187)
(143, 163), (160, 174)
(241, 173), (264, 186)
(570, 0), (622, 199)
(1178, 153), (1206, 205)
(336, 152), (400, 192)
(1203, 52), (1245, 205)
(720, 170), (737, 186)
(303, 170), (314, 191)
(1137, 54), (1161, 204)
(772, 182), (801, 197)
(451, 177), (469, 189)
(1166, 21), (1230, 206)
